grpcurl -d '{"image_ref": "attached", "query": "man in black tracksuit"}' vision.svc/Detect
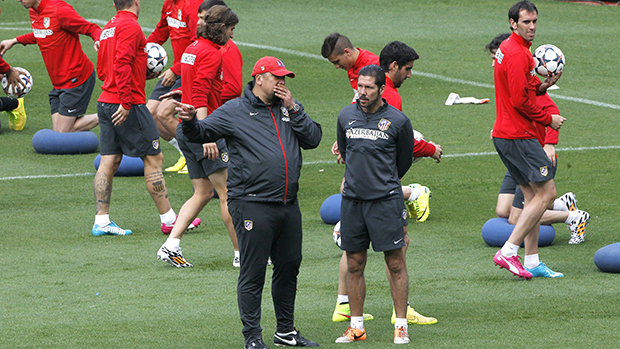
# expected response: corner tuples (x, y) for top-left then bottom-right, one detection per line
(335, 65), (414, 344)
(176, 56), (321, 349)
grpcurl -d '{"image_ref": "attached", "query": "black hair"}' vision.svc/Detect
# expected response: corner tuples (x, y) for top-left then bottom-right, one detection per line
(508, 1), (538, 28)
(485, 33), (511, 52)
(358, 64), (385, 88)
(321, 33), (353, 58)
(379, 41), (419, 72)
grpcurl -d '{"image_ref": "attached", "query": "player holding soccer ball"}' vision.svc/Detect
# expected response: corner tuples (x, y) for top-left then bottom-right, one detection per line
(0, 0), (100, 133)
(492, 1), (566, 279)
(0, 57), (27, 131)
(487, 33), (590, 247)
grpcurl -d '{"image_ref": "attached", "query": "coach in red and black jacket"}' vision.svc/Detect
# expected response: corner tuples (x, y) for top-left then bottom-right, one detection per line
(177, 56), (321, 348)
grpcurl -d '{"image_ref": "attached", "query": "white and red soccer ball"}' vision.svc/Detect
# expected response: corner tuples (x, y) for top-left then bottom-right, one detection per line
(533, 44), (565, 77)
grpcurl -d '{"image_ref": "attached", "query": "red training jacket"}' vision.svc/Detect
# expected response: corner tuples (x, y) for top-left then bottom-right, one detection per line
(180, 37), (223, 113)
(220, 40), (243, 103)
(16, 0), (100, 89)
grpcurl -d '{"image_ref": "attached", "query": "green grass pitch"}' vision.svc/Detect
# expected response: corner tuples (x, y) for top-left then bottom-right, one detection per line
(1, 0), (620, 347)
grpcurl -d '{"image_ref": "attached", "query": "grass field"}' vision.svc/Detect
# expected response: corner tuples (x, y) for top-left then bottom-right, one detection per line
(1, 0), (620, 347)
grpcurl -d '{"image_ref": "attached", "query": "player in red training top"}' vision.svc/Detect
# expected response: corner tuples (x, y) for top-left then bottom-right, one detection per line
(0, 57), (28, 131)
(156, 5), (240, 269)
(491, 1), (565, 280)
(486, 33), (590, 248)
(92, 0), (190, 237)
(146, 0), (203, 172)
(0, 0), (100, 133)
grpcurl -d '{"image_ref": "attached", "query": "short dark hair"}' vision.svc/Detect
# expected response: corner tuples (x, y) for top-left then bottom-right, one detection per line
(358, 64), (385, 88)
(509, 1), (538, 25)
(114, 0), (134, 11)
(485, 33), (511, 53)
(197, 5), (238, 45)
(379, 41), (419, 72)
(199, 0), (227, 13)
(321, 33), (354, 58)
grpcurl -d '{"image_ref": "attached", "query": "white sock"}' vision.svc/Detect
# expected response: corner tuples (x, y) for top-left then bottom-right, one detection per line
(164, 237), (181, 250)
(168, 138), (182, 153)
(234, 250), (240, 258)
(337, 295), (349, 304)
(566, 210), (580, 224)
(500, 241), (519, 257)
(95, 214), (111, 227)
(524, 253), (540, 269)
(553, 199), (568, 211)
(407, 187), (423, 201)
(350, 316), (364, 330)
(394, 318), (408, 329)
(160, 208), (176, 225)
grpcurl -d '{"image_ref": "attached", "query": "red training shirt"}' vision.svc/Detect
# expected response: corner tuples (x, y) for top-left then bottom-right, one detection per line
(220, 40), (243, 103)
(180, 37), (223, 113)
(97, 11), (147, 110)
(0, 57), (10, 75)
(493, 32), (551, 139)
(16, 0), (101, 90)
(347, 48), (379, 100)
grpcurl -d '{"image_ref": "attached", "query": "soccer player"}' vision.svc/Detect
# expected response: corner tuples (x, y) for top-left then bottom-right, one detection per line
(0, 0), (100, 133)
(335, 64), (414, 344)
(175, 56), (321, 349)
(156, 5), (240, 268)
(93, 0), (186, 236)
(492, 1), (566, 279)
(487, 33), (590, 246)
(0, 58), (27, 131)
(324, 35), (438, 326)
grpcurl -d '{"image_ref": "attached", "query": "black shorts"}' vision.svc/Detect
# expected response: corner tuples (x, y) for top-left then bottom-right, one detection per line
(97, 102), (161, 157)
(500, 161), (558, 210)
(148, 76), (182, 101)
(340, 196), (407, 252)
(49, 70), (96, 117)
(493, 138), (554, 186)
(176, 123), (228, 179)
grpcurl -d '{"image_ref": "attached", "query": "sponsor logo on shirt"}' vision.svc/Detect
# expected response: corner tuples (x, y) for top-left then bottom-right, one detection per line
(181, 53), (196, 65)
(43, 17), (50, 29)
(33, 28), (53, 38)
(378, 118), (391, 131)
(100, 27), (116, 41)
(166, 16), (187, 29)
(495, 48), (504, 64)
(345, 128), (389, 141)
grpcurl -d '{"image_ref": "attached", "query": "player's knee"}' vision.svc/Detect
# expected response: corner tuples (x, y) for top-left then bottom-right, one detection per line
(496, 205), (510, 218)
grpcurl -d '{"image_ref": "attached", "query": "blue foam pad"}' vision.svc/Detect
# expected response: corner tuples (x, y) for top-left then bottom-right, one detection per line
(320, 193), (342, 225)
(32, 129), (99, 154)
(481, 217), (555, 247)
(594, 242), (620, 273)
(94, 154), (144, 177)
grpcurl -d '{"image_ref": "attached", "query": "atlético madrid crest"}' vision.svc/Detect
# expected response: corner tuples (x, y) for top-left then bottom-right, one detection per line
(378, 118), (391, 131)
(540, 166), (548, 176)
(44, 17), (50, 28)
(244, 220), (253, 231)
(178, 9), (182, 20)
(152, 140), (159, 150)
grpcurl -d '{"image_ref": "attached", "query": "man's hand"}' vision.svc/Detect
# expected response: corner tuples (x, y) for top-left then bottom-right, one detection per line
(172, 100), (196, 121)
(203, 142), (219, 160)
(429, 141), (443, 163)
(549, 114), (566, 131)
(331, 140), (345, 164)
(274, 82), (294, 110)
(111, 105), (130, 126)
(539, 71), (562, 93)
(4, 66), (26, 92)
(159, 69), (177, 87)
(93, 40), (100, 52)
(0, 38), (18, 55)
(160, 89), (182, 100)
(543, 143), (556, 166)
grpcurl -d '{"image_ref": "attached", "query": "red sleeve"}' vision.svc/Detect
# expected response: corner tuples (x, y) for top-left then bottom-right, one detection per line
(506, 52), (551, 125)
(57, 5), (101, 41)
(192, 49), (222, 109)
(115, 24), (141, 109)
(0, 57), (10, 74)
(221, 42), (243, 102)
(16, 33), (37, 45)
(538, 94), (560, 145)
(413, 139), (436, 158)
(146, 5), (170, 44)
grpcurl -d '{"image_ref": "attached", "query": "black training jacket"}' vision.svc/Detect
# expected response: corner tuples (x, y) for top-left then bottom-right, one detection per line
(181, 81), (322, 204)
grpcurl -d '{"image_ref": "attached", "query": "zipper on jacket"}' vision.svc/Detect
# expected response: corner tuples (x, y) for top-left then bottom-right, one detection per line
(270, 106), (289, 203)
